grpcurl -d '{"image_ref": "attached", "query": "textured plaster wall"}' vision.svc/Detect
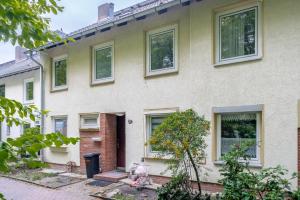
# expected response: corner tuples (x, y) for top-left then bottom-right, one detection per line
(41, 0), (300, 188)
(0, 70), (41, 140)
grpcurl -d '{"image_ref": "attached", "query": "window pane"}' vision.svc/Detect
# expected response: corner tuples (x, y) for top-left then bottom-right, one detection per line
(23, 123), (31, 133)
(0, 85), (5, 97)
(26, 81), (34, 101)
(150, 30), (174, 71)
(220, 113), (257, 158)
(84, 118), (97, 125)
(95, 47), (112, 80)
(150, 116), (167, 152)
(55, 118), (67, 136)
(55, 59), (67, 87)
(220, 8), (256, 60)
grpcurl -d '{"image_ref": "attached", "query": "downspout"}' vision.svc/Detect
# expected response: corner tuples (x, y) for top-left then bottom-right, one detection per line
(29, 51), (45, 161)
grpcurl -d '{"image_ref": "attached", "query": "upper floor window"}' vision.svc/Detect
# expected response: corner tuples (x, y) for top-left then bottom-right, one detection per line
(0, 85), (5, 97)
(52, 55), (67, 90)
(92, 41), (114, 85)
(24, 78), (34, 104)
(146, 24), (178, 76)
(215, 3), (262, 65)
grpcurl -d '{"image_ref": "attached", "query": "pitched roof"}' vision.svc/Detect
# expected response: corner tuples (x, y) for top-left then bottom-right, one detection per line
(40, 0), (191, 50)
(0, 57), (40, 79)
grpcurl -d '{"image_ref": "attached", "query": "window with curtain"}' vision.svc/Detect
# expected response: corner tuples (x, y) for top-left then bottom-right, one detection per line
(53, 58), (67, 87)
(217, 112), (260, 160)
(95, 46), (112, 80)
(217, 6), (258, 62)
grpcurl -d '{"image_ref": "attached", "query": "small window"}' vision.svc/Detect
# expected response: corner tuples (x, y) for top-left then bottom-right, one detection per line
(146, 24), (178, 76)
(146, 115), (168, 153)
(24, 78), (34, 103)
(22, 123), (31, 134)
(92, 42), (114, 84)
(215, 3), (261, 65)
(80, 114), (99, 129)
(53, 117), (67, 136)
(0, 85), (5, 97)
(217, 112), (261, 161)
(52, 55), (67, 90)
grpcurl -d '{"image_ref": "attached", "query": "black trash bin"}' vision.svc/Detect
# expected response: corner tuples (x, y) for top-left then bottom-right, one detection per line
(83, 153), (100, 178)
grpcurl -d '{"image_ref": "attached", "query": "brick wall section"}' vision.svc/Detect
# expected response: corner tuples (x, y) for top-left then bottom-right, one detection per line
(80, 113), (117, 173)
(150, 175), (223, 193)
(101, 114), (117, 172)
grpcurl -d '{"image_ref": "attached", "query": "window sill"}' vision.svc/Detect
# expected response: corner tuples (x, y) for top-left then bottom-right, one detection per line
(213, 160), (262, 168)
(90, 79), (114, 87)
(49, 145), (68, 153)
(145, 69), (178, 79)
(50, 87), (68, 93)
(214, 55), (262, 67)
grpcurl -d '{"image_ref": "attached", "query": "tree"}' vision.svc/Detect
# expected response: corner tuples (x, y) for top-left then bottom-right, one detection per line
(149, 109), (210, 196)
(0, 0), (64, 48)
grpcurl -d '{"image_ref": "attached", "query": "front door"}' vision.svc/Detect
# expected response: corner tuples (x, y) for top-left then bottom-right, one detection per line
(117, 115), (126, 168)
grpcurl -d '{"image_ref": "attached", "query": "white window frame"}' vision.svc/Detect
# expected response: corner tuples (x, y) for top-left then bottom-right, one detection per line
(52, 116), (68, 136)
(146, 24), (178, 77)
(52, 55), (68, 91)
(144, 108), (178, 157)
(92, 41), (114, 85)
(23, 78), (34, 104)
(214, 2), (262, 66)
(216, 112), (261, 164)
(80, 114), (100, 129)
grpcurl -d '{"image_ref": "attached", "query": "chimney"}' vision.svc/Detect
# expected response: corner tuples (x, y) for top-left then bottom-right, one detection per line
(15, 46), (28, 61)
(98, 3), (114, 22)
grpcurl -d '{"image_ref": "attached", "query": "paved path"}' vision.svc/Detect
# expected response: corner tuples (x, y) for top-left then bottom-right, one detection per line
(0, 177), (97, 200)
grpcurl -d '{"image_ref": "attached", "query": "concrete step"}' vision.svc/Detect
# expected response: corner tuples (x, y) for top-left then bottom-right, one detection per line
(93, 171), (128, 183)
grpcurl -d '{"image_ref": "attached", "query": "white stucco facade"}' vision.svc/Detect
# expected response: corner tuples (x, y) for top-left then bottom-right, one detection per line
(41, 0), (300, 187)
(0, 69), (41, 141)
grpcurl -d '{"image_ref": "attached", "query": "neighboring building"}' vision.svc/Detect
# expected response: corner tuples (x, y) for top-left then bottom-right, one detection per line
(37, 0), (300, 189)
(0, 47), (41, 141)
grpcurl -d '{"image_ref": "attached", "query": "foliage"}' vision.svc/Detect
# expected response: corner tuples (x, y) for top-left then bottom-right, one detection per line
(0, 193), (5, 200)
(0, 97), (45, 127)
(0, 127), (79, 171)
(219, 142), (297, 200)
(0, 0), (64, 48)
(149, 109), (210, 195)
(291, 188), (300, 200)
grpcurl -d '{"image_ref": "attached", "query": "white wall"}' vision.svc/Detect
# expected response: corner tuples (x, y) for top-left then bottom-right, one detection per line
(41, 0), (300, 187)
(0, 69), (41, 141)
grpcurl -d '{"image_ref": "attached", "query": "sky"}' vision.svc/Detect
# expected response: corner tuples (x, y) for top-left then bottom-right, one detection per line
(0, 0), (141, 63)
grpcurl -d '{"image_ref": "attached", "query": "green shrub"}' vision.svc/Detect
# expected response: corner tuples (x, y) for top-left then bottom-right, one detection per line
(219, 142), (297, 200)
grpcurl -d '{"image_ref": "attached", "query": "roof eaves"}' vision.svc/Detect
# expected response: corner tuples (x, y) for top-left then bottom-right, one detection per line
(0, 66), (40, 79)
(37, 0), (189, 51)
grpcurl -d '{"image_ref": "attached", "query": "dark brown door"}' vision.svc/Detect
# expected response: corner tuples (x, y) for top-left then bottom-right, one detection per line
(117, 115), (125, 168)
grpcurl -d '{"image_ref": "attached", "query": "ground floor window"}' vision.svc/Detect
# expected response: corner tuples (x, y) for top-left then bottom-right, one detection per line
(146, 114), (168, 153)
(53, 117), (67, 136)
(217, 112), (261, 161)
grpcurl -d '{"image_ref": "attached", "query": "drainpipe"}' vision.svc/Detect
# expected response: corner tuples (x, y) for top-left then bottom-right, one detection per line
(29, 51), (45, 161)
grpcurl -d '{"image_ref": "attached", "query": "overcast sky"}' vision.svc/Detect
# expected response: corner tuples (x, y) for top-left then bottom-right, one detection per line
(0, 0), (141, 63)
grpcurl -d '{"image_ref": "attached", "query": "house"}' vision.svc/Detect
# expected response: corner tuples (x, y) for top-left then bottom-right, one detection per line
(0, 46), (42, 141)
(36, 0), (300, 190)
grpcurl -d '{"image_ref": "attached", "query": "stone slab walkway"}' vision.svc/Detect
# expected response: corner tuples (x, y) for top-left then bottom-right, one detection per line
(0, 177), (97, 200)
